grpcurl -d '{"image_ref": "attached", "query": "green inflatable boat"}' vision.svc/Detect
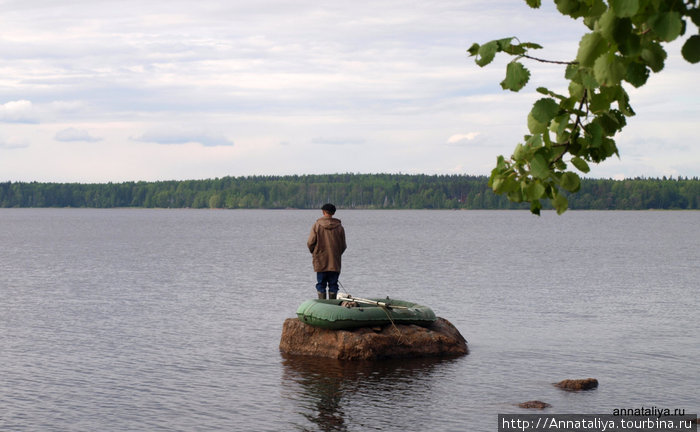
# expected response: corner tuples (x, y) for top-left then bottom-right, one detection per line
(296, 295), (436, 330)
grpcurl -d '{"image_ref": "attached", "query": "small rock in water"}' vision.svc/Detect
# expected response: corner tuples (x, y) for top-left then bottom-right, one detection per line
(518, 400), (551, 409)
(554, 378), (598, 391)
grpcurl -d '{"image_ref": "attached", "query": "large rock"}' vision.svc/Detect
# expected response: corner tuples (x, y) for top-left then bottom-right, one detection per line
(279, 317), (468, 360)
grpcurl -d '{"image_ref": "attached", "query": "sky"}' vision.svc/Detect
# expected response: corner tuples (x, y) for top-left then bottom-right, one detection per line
(1, 0), (698, 183)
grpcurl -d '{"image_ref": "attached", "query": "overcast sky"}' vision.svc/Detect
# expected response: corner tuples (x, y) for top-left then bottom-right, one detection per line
(1, 0), (698, 183)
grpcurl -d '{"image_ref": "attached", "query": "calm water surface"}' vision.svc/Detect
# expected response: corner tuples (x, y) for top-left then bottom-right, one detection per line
(0, 209), (698, 431)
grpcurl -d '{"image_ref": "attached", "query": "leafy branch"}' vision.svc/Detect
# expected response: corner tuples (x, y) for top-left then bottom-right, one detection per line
(468, 0), (700, 214)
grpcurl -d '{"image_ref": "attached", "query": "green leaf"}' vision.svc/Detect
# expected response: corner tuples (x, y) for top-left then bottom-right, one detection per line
(580, 69), (600, 90)
(525, 0), (541, 8)
(493, 171), (518, 194)
(530, 152), (551, 179)
(587, 120), (604, 148)
(688, 9), (700, 27)
(589, 89), (612, 113)
(553, 157), (567, 171)
(648, 12), (683, 42)
(576, 32), (608, 67)
(568, 80), (584, 101)
(640, 42), (666, 72)
(527, 113), (548, 134)
(467, 43), (480, 57)
(615, 89), (635, 117)
(599, 111), (624, 135)
(520, 42), (543, 50)
(500, 61), (531, 91)
(571, 156), (591, 173)
(682, 35), (700, 64)
(560, 172), (581, 192)
(496, 38), (519, 54)
(513, 143), (526, 162)
(491, 176), (505, 193)
(503, 173), (520, 193)
(609, 0), (638, 18)
(476, 41), (498, 66)
(602, 137), (619, 158)
(625, 61), (650, 87)
(555, 0), (583, 18)
(553, 192), (569, 214)
(565, 63), (580, 81)
(507, 189), (524, 202)
(531, 98), (559, 124)
(526, 133), (543, 149)
(597, 10), (638, 55)
(530, 199), (542, 215)
(542, 130), (553, 147)
(496, 155), (506, 171)
(608, 109), (627, 129)
(526, 180), (546, 199)
(551, 114), (570, 139)
(619, 32), (641, 56)
(586, 0), (608, 20)
(597, 9), (618, 41)
(537, 87), (567, 101)
(594, 53), (625, 86)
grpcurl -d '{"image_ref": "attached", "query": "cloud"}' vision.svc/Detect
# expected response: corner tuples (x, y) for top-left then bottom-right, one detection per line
(55, 127), (102, 142)
(133, 130), (234, 147)
(0, 100), (39, 123)
(446, 133), (481, 146)
(0, 136), (30, 150)
(311, 137), (366, 145)
(0, 1), (698, 181)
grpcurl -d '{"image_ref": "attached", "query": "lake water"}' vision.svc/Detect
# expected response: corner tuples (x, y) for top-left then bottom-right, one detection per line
(0, 209), (698, 431)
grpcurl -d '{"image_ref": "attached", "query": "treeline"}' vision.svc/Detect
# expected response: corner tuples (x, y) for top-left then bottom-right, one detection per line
(0, 174), (698, 210)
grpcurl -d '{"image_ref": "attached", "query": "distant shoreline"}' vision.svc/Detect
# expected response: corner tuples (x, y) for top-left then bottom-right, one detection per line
(1, 174), (698, 210)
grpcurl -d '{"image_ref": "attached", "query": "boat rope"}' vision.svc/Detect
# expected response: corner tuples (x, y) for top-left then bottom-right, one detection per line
(379, 305), (405, 344)
(338, 280), (351, 297)
(337, 281), (405, 344)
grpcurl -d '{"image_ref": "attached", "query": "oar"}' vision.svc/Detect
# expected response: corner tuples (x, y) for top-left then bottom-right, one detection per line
(341, 295), (411, 310)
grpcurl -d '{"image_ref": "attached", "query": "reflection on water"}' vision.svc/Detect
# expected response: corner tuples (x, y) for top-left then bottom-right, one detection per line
(281, 354), (460, 432)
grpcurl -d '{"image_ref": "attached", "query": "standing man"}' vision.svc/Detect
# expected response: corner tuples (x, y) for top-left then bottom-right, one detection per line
(307, 203), (347, 299)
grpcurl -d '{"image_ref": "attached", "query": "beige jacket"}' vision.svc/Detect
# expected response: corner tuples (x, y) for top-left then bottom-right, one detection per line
(307, 216), (347, 272)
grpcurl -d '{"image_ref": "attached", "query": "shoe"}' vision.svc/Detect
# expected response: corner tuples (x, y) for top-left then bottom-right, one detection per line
(317, 291), (326, 299)
(328, 292), (337, 299)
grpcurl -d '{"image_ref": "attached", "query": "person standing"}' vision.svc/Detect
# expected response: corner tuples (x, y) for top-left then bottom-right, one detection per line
(307, 203), (347, 299)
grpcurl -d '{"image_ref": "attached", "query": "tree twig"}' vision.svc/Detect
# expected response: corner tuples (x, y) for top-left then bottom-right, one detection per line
(552, 90), (588, 165)
(522, 54), (578, 65)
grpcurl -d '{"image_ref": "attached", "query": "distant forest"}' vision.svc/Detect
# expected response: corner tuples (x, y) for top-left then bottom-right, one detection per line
(1, 174), (699, 210)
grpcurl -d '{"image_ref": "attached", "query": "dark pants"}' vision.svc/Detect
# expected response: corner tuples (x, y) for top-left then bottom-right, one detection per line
(316, 271), (340, 294)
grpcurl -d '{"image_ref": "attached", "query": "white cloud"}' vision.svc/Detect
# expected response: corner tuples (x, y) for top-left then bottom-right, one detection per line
(0, 1), (698, 181)
(133, 130), (234, 147)
(0, 100), (38, 123)
(55, 127), (101, 142)
(446, 133), (481, 145)
(311, 137), (366, 146)
(0, 136), (30, 149)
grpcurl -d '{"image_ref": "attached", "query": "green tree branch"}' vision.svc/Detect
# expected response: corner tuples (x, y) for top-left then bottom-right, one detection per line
(469, 0), (700, 214)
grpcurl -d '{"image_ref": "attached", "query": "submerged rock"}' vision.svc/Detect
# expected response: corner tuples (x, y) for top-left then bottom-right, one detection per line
(554, 378), (599, 391)
(518, 400), (551, 409)
(279, 317), (468, 360)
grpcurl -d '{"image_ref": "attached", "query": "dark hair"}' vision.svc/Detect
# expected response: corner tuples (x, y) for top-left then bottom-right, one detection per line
(321, 203), (336, 215)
